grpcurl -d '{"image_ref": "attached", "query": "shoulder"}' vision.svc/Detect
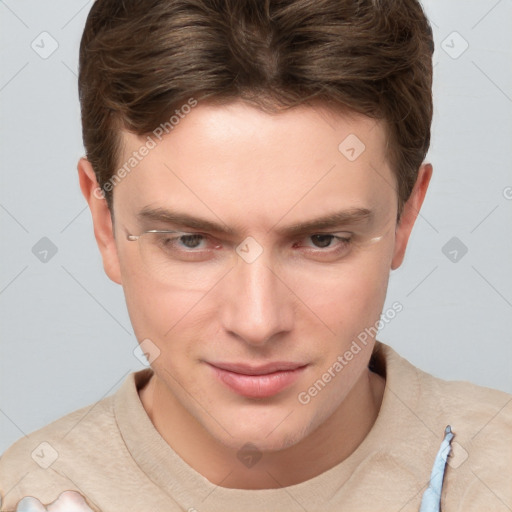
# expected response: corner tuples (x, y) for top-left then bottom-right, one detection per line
(419, 365), (512, 509)
(378, 342), (512, 509)
(376, 341), (512, 424)
(384, 343), (512, 432)
(0, 392), (116, 511)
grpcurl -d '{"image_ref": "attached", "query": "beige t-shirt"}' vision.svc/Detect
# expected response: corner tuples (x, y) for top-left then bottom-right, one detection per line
(1, 342), (511, 511)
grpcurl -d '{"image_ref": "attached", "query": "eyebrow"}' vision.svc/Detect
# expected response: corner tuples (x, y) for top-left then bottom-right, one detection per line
(136, 206), (373, 237)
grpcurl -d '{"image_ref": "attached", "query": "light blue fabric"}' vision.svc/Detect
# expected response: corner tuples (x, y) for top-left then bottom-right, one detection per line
(419, 425), (454, 512)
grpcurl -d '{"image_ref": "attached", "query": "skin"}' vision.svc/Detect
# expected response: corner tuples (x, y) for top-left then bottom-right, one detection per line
(78, 99), (432, 490)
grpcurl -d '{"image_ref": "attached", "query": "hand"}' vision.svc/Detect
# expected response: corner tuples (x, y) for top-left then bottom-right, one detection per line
(15, 491), (95, 512)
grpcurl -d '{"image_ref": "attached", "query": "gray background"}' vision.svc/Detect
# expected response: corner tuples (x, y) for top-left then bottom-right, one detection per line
(1, 0), (511, 456)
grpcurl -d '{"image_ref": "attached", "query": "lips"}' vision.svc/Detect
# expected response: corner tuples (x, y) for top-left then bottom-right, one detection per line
(207, 361), (308, 398)
(209, 361), (306, 375)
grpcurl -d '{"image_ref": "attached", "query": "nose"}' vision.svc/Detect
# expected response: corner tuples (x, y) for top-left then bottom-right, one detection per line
(220, 249), (294, 347)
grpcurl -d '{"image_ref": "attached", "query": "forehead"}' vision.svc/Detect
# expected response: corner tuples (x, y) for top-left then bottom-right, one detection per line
(114, 100), (396, 228)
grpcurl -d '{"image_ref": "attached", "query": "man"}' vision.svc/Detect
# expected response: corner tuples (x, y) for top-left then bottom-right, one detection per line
(1, 0), (511, 510)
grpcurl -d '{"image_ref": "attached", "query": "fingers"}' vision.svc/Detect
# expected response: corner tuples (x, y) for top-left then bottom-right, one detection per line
(16, 491), (94, 512)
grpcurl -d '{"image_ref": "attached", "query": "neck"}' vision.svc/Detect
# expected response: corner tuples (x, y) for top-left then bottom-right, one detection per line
(139, 366), (385, 489)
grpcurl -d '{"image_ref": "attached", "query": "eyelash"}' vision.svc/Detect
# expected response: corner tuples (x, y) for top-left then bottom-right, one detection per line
(293, 234), (352, 252)
(157, 232), (353, 258)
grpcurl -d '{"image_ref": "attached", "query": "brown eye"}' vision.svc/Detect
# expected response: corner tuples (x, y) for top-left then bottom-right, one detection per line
(310, 234), (336, 248)
(178, 234), (205, 249)
(294, 233), (353, 261)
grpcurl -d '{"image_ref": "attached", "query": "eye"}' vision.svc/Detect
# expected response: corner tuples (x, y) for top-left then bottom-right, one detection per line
(176, 233), (207, 249)
(301, 233), (352, 250)
(309, 234), (338, 249)
(149, 231), (222, 262)
(155, 232), (216, 251)
(292, 233), (354, 261)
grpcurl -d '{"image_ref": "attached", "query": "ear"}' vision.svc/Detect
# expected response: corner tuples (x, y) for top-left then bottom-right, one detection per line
(77, 157), (122, 284)
(391, 163), (433, 270)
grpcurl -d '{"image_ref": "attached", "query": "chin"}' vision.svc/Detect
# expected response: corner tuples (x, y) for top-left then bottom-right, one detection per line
(208, 413), (315, 454)
(217, 431), (305, 454)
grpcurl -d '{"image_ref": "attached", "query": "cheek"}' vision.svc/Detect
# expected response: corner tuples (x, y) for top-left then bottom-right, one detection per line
(291, 251), (391, 336)
(121, 267), (204, 343)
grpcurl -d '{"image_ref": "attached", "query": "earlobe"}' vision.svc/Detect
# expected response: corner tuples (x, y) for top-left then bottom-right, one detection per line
(391, 163), (433, 270)
(77, 157), (122, 284)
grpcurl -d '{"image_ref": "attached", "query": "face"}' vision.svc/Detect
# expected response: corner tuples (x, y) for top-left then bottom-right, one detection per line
(79, 99), (431, 453)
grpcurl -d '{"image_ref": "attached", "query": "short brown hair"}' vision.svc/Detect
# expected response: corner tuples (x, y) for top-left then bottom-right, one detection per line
(78, 0), (434, 219)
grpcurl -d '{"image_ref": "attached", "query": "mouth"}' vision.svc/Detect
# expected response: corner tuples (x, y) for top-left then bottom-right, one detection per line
(206, 361), (309, 399)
